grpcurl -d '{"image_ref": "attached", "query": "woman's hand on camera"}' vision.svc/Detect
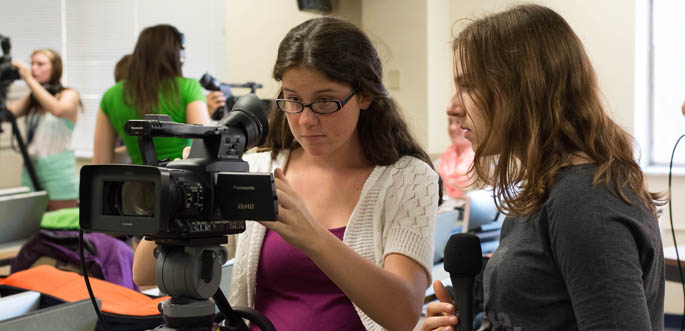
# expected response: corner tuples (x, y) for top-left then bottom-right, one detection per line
(259, 168), (326, 253)
(422, 280), (459, 331)
(12, 61), (30, 80)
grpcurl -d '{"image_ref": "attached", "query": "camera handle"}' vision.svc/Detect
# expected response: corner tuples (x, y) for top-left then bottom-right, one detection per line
(0, 103), (43, 191)
(138, 134), (158, 166)
(152, 241), (274, 331)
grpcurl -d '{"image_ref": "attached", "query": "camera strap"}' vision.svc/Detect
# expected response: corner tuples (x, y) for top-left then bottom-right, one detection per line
(25, 83), (64, 145)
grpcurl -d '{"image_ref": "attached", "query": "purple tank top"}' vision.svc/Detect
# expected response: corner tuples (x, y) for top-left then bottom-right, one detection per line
(252, 227), (365, 331)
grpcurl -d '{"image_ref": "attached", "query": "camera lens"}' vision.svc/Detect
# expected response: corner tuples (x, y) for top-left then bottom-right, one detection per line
(121, 181), (155, 216)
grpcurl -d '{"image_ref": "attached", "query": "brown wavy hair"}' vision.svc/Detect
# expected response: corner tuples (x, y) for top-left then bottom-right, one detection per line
(123, 24), (183, 116)
(264, 16), (439, 196)
(114, 54), (132, 83)
(453, 4), (662, 216)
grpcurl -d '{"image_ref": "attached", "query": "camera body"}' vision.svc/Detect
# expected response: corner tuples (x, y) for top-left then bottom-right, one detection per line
(199, 73), (266, 121)
(199, 72), (234, 100)
(79, 94), (278, 240)
(0, 34), (20, 95)
(199, 72), (235, 121)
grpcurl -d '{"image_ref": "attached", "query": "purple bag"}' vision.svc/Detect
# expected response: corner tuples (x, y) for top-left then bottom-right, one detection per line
(10, 230), (138, 291)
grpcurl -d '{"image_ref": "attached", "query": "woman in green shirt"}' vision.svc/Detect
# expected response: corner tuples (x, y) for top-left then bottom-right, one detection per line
(93, 24), (210, 165)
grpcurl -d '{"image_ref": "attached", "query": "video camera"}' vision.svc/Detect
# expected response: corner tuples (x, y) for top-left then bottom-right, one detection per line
(79, 95), (277, 330)
(199, 72), (264, 121)
(79, 93), (278, 241)
(0, 34), (20, 98)
(0, 35), (43, 192)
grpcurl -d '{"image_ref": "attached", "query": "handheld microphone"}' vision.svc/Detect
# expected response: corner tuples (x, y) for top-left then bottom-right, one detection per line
(443, 233), (482, 331)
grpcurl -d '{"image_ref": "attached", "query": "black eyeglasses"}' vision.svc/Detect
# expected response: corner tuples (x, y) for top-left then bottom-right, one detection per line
(275, 89), (357, 114)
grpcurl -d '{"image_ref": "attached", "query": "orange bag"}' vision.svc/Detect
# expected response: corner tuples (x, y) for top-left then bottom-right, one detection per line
(1, 265), (168, 330)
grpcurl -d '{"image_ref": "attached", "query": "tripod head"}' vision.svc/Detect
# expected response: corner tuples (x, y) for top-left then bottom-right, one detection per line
(151, 237), (274, 331)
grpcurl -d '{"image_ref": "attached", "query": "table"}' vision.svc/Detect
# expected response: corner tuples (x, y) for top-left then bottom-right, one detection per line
(0, 240), (25, 276)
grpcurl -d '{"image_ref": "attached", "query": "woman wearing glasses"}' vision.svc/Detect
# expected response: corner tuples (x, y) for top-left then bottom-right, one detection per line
(133, 16), (440, 331)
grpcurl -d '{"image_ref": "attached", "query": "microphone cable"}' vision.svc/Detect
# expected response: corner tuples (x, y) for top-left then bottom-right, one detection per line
(79, 230), (109, 331)
(668, 134), (685, 331)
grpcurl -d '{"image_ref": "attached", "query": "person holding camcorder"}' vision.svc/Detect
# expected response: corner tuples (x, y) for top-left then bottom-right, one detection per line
(206, 90), (226, 118)
(93, 24), (210, 165)
(7, 48), (81, 211)
(133, 16), (441, 331)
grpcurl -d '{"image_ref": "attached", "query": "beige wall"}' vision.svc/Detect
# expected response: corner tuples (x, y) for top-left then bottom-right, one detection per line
(427, 0), (455, 155)
(360, 0), (455, 156)
(361, 0), (429, 152)
(224, 1), (318, 100)
(224, 0), (361, 100)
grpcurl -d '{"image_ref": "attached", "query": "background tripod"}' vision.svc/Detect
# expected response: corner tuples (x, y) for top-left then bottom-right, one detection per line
(0, 88), (43, 192)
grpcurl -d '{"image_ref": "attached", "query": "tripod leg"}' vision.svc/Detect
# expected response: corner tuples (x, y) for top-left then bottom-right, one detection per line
(232, 307), (275, 331)
(213, 289), (248, 330)
(0, 108), (42, 191)
(212, 289), (274, 331)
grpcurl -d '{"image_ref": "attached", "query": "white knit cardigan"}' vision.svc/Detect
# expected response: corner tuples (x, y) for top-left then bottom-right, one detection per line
(227, 151), (438, 330)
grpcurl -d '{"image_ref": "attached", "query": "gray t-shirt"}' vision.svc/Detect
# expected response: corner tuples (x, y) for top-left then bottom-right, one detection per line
(482, 164), (664, 330)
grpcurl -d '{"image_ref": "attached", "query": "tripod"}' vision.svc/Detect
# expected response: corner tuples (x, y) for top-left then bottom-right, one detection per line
(0, 88), (42, 191)
(152, 237), (274, 331)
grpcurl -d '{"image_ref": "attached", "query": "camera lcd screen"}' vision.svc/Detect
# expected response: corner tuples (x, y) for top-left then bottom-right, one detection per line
(103, 181), (155, 217)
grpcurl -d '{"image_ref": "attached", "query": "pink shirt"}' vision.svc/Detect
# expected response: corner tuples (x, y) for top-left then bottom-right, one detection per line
(252, 227), (365, 330)
(437, 142), (474, 199)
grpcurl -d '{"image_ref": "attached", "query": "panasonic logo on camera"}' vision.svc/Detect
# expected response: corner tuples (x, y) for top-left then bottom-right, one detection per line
(233, 185), (255, 191)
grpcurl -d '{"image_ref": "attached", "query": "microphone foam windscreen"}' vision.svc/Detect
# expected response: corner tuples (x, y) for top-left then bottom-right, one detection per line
(443, 233), (483, 276)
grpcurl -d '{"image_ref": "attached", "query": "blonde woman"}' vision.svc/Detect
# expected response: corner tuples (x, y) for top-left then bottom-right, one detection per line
(9, 49), (80, 211)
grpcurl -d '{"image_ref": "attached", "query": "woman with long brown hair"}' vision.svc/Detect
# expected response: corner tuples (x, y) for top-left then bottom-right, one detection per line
(8, 49), (80, 210)
(93, 24), (209, 165)
(134, 16), (441, 330)
(423, 4), (664, 331)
